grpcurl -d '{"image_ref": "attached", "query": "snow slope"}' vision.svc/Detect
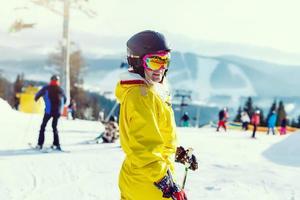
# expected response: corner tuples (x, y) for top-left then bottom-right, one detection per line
(0, 98), (300, 200)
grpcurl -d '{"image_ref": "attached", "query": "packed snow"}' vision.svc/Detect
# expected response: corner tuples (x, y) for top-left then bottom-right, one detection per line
(0, 98), (299, 200)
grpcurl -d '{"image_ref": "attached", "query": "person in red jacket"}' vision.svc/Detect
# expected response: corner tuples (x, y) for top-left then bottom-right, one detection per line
(216, 107), (229, 132)
(251, 110), (260, 138)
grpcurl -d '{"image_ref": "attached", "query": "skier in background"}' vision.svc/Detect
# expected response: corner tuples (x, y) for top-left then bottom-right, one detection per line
(34, 75), (66, 150)
(251, 110), (260, 138)
(100, 115), (119, 143)
(181, 112), (190, 127)
(240, 111), (250, 131)
(280, 117), (287, 135)
(115, 30), (187, 200)
(216, 107), (229, 132)
(67, 98), (77, 120)
(267, 111), (277, 135)
(98, 109), (105, 122)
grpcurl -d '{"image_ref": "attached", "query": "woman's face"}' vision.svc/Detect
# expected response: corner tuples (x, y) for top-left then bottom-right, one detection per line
(144, 68), (166, 83)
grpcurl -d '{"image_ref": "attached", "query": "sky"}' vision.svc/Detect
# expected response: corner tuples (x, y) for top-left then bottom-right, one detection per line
(1, 0), (300, 55)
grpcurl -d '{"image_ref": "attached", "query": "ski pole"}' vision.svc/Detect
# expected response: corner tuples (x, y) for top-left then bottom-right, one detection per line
(182, 166), (189, 189)
(167, 170), (178, 200)
(181, 148), (193, 189)
(104, 101), (119, 122)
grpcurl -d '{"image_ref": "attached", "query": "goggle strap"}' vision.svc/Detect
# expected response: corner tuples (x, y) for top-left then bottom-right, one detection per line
(128, 54), (140, 58)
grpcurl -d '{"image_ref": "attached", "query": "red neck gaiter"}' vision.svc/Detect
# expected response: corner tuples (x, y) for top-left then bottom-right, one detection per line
(49, 80), (59, 86)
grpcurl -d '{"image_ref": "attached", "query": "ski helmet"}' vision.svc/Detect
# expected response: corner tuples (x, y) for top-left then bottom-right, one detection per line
(127, 30), (170, 78)
(109, 115), (117, 122)
(50, 75), (60, 81)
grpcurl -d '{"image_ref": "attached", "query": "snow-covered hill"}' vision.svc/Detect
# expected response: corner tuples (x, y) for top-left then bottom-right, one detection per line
(1, 98), (300, 199)
(1, 52), (300, 100)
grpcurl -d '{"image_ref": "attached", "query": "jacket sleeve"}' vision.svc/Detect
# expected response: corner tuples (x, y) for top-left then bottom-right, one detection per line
(124, 88), (168, 183)
(34, 86), (46, 101)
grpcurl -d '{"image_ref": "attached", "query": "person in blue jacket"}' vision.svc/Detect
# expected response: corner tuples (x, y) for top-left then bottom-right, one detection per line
(267, 111), (277, 135)
(34, 75), (66, 150)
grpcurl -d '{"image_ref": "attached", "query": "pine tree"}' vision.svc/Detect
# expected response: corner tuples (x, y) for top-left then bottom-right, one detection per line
(234, 106), (242, 122)
(48, 43), (85, 92)
(259, 108), (266, 126)
(276, 101), (286, 126)
(291, 118), (297, 128)
(266, 100), (277, 121)
(0, 73), (13, 104)
(243, 97), (254, 118)
(90, 95), (100, 120)
(0, 73), (9, 99)
(48, 43), (91, 119)
(13, 74), (24, 109)
(14, 74), (24, 94)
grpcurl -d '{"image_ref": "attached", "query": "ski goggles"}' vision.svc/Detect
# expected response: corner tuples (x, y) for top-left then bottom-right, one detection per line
(142, 51), (170, 71)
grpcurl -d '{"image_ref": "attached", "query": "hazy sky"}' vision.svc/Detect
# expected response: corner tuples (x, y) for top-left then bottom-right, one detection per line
(1, 0), (300, 54)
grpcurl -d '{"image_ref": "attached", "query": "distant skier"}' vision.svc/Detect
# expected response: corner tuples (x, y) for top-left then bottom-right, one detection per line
(115, 31), (187, 200)
(34, 75), (66, 150)
(67, 99), (77, 120)
(181, 112), (190, 127)
(216, 107), (229, 132)
(251, 110), (260, 138)
(240, 111), (250, 131)
(98, 109), (105, 122)
(96, 115), (119, 143)
(280, 117), (287, 135)
(267, 111), (277, 135)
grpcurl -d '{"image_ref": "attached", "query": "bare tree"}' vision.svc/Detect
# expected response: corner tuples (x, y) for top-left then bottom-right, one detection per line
(48, 43), (85, 92)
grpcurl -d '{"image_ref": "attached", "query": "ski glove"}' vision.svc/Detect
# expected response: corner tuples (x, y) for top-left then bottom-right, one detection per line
(154, 170), (188, 200)
(175, 146), (198, 171)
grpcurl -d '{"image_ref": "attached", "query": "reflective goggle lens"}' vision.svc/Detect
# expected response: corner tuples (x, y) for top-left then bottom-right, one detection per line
(143, 52), (170, 70)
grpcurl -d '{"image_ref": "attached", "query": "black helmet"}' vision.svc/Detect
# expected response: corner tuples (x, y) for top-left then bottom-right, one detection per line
(50, 75), (60, 81)
(127, 30), (170, 77)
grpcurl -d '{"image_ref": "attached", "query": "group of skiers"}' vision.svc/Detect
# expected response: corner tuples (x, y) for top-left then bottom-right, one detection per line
(216, 107), (288, 138)
(240, 110), (288, 138)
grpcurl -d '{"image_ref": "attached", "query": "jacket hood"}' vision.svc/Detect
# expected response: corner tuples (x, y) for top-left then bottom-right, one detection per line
(115, 71), (146, 103)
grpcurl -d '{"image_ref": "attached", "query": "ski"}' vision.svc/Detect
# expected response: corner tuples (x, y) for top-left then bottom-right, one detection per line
(28, 143), (50, 153)
(83, 133), (104, 144)
(44, 148), (70, 153)
(27, 143), (70, 153)
(84, 139), (102, 144)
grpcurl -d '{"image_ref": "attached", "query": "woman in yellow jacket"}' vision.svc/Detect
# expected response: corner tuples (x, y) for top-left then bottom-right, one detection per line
(115, 30), (187, 200)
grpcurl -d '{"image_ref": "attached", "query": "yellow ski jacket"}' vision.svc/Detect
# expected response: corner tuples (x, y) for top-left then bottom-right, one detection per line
(115, 72), (177, 200)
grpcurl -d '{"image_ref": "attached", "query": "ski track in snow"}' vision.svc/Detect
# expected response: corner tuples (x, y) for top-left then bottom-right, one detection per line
(22, 164), (38, 200)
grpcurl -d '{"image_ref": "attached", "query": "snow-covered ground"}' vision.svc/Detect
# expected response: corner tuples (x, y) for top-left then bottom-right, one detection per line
(0, 98), (300, 200)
